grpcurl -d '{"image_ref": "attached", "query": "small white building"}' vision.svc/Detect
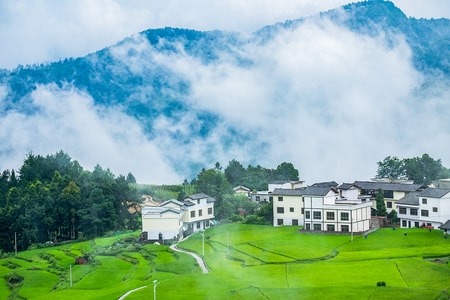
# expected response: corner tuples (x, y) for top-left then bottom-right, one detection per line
(141, 193), (215, 242)
(272, 188), (304, 226)
(397, 187), (450, 229)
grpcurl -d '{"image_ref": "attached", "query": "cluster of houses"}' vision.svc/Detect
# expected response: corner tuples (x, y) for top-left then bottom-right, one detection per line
(141, 179), (450, 243)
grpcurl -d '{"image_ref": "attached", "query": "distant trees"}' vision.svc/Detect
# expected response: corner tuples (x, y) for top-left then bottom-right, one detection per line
(375, 154), (450, 185)
(0, 151), (140, 253)
(193, 160), (299, 221)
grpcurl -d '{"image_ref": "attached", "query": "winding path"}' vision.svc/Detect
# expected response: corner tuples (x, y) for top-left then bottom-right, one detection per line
(117, 241), (208, 299)
(170, 243), (209, 273)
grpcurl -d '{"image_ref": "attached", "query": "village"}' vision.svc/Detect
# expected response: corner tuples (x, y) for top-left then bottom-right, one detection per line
(141, 178), (450, 243)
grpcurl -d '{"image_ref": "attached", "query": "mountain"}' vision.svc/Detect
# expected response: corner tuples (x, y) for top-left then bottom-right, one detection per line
(0, 1), (449, 184)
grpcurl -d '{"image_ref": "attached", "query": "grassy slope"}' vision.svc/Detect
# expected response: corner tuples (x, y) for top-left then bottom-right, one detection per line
(0, 225), (449, 299)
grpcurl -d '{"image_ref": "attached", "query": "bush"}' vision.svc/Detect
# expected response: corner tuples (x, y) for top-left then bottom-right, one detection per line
(376, 281), (386, 287)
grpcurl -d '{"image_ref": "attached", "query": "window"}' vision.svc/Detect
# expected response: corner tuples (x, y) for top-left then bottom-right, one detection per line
(384, 190), (394, 198)
(433, 207), (438, 213)
(313, 224), (322, 231)
(256, 196), (260, 202)
(190, 210), (196, 218)
(341, 225), (349, 232)
(410, 208), (418, 216)
(269, 196), (273, 202)
(313, 211), (321, 220)
(386, 201), (392, 208)
(305, 223), (311, 230)
(198, 209), (202, 217)
(208, 207), (213, 215)
(278, 196), (283, 202)
(414, 222), (419, 228)
(422, 198), (427, 204)
(399, 207), (406, 214)
(277, 207), (284, 214)
(289, 207), (294, 213)
(277, 219), (284, 226)
(327, 224), (335, 231)
(292, 219), (298, 226)
(305, 211), (310, 219)
(326, 212), (335, 220)
(341, 212), (349, 221)
(196, 222), (200, 229)
(402, 220), (407, 227)
(301, 208), (304, 214)
(421, 209), (429, 217)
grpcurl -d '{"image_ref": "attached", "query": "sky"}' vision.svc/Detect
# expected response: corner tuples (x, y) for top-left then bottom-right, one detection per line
(0, 0), (449, 184)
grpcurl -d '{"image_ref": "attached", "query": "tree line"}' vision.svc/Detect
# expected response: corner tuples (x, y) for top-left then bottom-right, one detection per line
(375, 154), (450, 185)
(0, 151), (140, 253)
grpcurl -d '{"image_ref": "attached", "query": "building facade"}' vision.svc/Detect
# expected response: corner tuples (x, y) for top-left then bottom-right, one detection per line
(141, 193), (215, 242)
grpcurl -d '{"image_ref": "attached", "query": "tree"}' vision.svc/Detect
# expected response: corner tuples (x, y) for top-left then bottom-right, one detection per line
(375, 189), (386, 216)
(375, 156), (406, 180)
(272, 162), (299, 181)
(224, 159), (246, 186)
(404, 154), (443, 185)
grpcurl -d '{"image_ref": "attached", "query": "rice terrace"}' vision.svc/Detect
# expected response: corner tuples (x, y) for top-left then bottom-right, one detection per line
(1, 224), (449, 299)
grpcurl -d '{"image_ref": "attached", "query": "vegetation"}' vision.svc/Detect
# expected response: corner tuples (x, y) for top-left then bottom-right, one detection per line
(0, 225), (448, 299)
(0, 151), (141, 253)
(376, 154), (450, 184)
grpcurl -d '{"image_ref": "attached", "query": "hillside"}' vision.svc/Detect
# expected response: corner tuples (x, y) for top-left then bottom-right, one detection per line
(0, 1), (449, 183)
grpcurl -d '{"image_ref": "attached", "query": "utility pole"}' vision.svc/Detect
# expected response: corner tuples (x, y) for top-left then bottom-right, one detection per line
(201, 231), (205, 257)
(70, 264), (73, 287)
(153, 280), (160, 300)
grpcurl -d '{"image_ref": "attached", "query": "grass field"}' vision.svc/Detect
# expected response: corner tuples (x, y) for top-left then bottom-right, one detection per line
(0, 225), (449, 299)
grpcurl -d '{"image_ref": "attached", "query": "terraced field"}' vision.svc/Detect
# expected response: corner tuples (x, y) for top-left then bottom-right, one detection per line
(0, 225), (449, 299)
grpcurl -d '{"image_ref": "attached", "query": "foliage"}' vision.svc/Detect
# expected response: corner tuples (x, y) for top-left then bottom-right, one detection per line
(375, 153), (450, 184)
(0, 151), (140, 253)
(375, 189), (386, 216)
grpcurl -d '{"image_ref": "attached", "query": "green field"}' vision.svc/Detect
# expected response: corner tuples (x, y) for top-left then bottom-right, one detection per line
(0, 225), (449, 299)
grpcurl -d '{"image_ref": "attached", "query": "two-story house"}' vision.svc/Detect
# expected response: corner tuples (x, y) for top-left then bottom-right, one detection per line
(182, 193), (216, 235)
(141, 193), (215, 242)
(397, 187), (450, 229)
(302, 185), (372, 233)
(272, 188), (304, 226)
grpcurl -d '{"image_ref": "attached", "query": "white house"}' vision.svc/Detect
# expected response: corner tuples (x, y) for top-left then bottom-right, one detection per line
(302, 185), (372, 233)
(182, 193), (216, 235)
(397, 187), (450, 229)
(272, 188), (304, 226)
(272, 181), (372, 233)
(141, 199), (184, 242)
(141, 193), (215, 242)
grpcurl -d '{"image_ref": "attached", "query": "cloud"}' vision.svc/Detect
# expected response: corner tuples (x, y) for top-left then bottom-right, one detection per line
(0, 84), (181, 183)
(1, 1), (449, 69)
(1, 3), (450, 185)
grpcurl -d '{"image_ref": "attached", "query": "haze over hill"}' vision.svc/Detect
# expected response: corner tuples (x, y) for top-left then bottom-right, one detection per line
(0, 1), (449, 184)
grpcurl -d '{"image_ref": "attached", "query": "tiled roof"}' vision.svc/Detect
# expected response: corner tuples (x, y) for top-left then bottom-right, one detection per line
(187, 193), (211, 200)
(160, 199), (184, 207)
(338, 183), (354, 190)
(396, 192), (419, 206)
(439, 220), (450, 230)
(417, 188), (450, 198)
(271, 188), (304, 196)
(311, 181), (338, 188)
(353, 181), (422, 192)
(301, 186), (335, 196)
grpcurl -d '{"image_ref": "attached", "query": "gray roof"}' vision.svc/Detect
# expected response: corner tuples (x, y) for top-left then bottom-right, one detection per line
(396, 192), (419, 206)
(439, 220), (450, 230)
(338, 183), (354, 190)
(311, 181), (338, 188)
(271, 188), (304, 196)
(353, 181), (422, 192)
(301, 186), (335, 196)
(160, 199), (184, 207)
(187, 193), (210, 200)
(417, 188), (450, 198)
